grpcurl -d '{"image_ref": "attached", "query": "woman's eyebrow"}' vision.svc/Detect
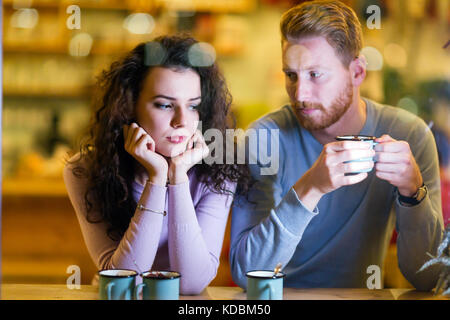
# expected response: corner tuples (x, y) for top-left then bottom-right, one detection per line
(151, 95), (201, 101)
(151, 94), (176, 100)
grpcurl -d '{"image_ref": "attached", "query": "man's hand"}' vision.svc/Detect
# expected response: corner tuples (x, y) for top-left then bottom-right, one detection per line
(374, 134), (423, 197)
(294, 140), (375, 211)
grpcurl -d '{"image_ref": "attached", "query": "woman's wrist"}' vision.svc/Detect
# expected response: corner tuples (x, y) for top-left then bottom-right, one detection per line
(168, 165), (189, 185)
(147, 168), (168, 186)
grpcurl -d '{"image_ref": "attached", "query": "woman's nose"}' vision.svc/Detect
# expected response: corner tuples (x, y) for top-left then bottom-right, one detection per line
(171, 108), (188, 128)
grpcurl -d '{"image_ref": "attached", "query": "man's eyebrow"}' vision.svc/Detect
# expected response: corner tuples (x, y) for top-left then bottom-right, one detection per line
(304, 65), (327, 70)
(151, 95), (201, 101)
(282, 65), (328, 72)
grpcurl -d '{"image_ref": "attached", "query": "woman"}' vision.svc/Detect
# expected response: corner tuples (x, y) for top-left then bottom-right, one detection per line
(63, 34), (249, 294)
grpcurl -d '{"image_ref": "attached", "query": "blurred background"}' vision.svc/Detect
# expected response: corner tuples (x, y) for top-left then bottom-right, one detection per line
(2, 0), (449, 287)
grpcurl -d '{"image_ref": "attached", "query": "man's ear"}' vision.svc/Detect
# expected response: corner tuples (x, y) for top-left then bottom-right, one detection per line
(349, 55), (366, 87)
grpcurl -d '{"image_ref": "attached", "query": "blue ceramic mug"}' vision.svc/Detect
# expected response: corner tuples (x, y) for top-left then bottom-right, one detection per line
(335, 135), (378, 174)
(134, 271), (180, 300)
(98, 269), (137, 300)
(246, 270), (285, 300)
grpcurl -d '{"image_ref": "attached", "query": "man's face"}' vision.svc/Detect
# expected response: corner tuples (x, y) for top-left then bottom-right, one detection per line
(282, 36), (354, 131)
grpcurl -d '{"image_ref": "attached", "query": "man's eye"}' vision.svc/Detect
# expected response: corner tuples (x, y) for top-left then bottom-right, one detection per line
(310, 71), (321, 79)
(285, 72), (297, 81)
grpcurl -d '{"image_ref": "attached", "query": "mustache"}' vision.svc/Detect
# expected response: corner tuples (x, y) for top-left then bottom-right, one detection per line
(293, 101), (325, 110)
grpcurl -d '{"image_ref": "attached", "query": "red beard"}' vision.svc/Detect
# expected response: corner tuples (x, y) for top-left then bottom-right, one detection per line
(293, 82), (353, 131)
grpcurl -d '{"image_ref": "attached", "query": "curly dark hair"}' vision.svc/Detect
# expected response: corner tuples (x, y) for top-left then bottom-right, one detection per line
(69, 34), (251, 241)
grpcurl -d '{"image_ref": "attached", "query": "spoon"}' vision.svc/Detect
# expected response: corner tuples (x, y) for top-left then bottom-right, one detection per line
(273, 262), (282, 278)
(133, 260), (144, 276)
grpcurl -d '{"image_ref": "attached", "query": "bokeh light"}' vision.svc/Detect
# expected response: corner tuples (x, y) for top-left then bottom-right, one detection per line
(384, 43), (408, 68)
(10, 8), (39, 29)
(361, 46), (383, 71)
(123, 13), (155, 35)
(68, 33), (93, 57)
(188, 42), (216, 67)
(144, 41), (167, 66)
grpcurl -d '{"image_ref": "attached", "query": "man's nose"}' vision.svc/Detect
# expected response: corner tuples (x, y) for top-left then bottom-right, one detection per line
(171, 108), (187, 128)
(294, 80), (311, 102)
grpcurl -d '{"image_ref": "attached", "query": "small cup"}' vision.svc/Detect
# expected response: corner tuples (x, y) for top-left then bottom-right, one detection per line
(134, 271), (180, 300)
(335, 135), (378, 174)
(246, 270), (285, 300)
(98, 269), (137, 300)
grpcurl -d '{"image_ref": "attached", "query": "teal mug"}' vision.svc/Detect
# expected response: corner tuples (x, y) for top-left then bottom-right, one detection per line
(98, 269), (137, 300)
(134, 271), (181, 300)
(335, 135), (378, 174)
(246, 270), (285, 300)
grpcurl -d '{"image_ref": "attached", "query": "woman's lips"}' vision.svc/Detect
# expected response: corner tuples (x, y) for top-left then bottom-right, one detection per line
(167, 136), (186, 144)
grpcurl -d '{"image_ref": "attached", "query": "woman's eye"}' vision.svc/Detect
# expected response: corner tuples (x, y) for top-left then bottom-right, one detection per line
(155, 103), (171, 109)
(189, 105), (199, 110)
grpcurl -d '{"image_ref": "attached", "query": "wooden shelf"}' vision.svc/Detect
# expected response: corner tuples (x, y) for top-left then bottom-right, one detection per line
(4, 40), (136, 55)
(2, 177), (68, 197)
(3, 88), (92, 98)
(2, 0), (62, 9)
(2, 0), (130, 10)
(3, 0), (256, 13)
(155, 0), (256, 13)
(3, 41), (68, 54)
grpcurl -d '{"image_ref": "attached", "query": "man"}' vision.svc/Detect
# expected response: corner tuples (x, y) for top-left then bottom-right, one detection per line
(230, 0), (443, 290)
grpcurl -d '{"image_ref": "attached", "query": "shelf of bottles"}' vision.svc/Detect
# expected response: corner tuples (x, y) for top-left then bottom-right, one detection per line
(2, 0), (255, 194)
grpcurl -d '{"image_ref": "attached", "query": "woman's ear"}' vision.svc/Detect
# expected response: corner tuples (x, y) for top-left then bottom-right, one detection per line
(349, 55), (366, 87)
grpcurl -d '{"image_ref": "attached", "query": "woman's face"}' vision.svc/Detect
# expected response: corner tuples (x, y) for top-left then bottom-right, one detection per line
(135, 67), (201, 158)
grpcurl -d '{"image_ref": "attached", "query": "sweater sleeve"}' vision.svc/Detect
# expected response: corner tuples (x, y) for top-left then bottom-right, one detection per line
(167, 179), (236, 295)
(395, 125), (444, 291)
(63, 155), (167, 272)
(229, 124), (318, 289)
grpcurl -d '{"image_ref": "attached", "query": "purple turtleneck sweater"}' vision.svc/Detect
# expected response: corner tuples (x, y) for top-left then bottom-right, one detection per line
(63, 155), (236, 295)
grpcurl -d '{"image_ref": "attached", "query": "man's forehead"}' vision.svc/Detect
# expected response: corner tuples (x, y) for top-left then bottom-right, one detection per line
(282, 37), (340, 70)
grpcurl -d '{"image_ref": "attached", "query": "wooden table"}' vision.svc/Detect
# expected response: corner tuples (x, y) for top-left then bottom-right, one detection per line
(1, 284), (448, 300)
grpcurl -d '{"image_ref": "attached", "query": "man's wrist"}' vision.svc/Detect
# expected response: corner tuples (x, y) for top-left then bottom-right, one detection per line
(398, 174), (423, 197)
(293, 176), (324, 212)
(398, 183), (427, 206)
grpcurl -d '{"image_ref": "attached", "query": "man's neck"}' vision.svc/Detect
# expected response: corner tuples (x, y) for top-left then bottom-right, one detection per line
(310, 96), (367, 145)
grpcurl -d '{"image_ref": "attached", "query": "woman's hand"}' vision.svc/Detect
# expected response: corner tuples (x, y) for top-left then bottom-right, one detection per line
(168, 130), (210, 184)
(123, 122), (168, 186)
